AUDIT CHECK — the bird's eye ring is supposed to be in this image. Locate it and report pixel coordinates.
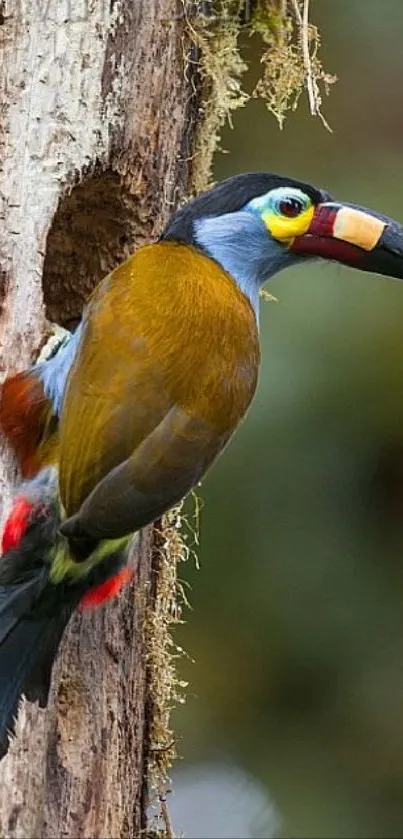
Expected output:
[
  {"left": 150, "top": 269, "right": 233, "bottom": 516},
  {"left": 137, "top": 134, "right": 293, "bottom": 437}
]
[{"left": 277, "top": 196, "right": 305, "bottom": 218}]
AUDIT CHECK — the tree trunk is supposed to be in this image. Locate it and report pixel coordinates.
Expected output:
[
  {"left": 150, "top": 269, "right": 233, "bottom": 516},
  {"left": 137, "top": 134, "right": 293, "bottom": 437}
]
[{"left": 0, "top": 1, "right": 205, "bottom": 836}]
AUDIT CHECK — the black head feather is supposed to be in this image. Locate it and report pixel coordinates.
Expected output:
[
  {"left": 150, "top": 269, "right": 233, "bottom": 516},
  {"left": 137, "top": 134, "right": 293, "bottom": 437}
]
[{"left": 162, "top": 172, "right": 332, "bottom": 244}]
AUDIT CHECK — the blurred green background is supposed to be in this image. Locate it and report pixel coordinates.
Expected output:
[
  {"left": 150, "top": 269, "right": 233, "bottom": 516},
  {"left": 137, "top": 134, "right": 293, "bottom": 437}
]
[{"left": 172, "top": 3, "right": 403, "bottom": 836}]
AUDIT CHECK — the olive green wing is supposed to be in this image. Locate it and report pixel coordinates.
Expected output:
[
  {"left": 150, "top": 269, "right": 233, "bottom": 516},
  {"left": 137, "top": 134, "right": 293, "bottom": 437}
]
[
  {"left": 58, "top": 240, "right": 257, "bottom": 527},
  {"left": 61, "top": 404, "right": 227, "bottom": 541},
  {"left": 58, "top": 255, "right": 173, "bottom": 516}
]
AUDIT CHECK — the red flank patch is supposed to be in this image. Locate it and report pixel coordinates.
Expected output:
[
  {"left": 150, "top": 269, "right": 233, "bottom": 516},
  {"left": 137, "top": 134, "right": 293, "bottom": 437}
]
[
  {"left": 79, "top": 566, "right": 134, "bottom": 611},
  {"left": 2, "top": 497, "right": 33, "bottom": 553}
]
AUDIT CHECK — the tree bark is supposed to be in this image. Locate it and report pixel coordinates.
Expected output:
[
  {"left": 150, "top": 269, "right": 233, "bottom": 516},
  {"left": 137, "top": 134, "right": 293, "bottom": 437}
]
[{"left": 0, "top": 1, "right": 204, "bottom": 835}]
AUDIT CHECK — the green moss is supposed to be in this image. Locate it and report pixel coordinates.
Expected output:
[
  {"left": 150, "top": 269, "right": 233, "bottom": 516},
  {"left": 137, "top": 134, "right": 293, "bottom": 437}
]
[
  {"left": 251, "top": 0, "right": 336, "bottom": 130},
  {"left": 187, "top": 0, "right": 336, "bottom": 190},
  {"left": 187, "top": 1, "right": 249, "bottom": 192},
  {"left": 145, "top": 496, "right": 200, "bottom": 838}
]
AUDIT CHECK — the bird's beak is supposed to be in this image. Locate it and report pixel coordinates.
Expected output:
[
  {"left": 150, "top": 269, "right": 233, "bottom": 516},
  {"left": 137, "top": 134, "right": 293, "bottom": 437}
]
[{"left": 290, "top": 202, "right": 403, "bottom": 280}]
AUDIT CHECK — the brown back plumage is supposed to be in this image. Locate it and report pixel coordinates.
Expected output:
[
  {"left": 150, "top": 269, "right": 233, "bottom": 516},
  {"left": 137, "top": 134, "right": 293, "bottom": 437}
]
[{"left": 59, "top": 242, "right": 260, "bottom": 520}]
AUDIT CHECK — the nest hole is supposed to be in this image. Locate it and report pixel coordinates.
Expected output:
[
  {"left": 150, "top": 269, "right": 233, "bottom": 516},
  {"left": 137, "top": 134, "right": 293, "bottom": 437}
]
[{"left": 42, "top": 170, "right": 154, "bottom": 330}]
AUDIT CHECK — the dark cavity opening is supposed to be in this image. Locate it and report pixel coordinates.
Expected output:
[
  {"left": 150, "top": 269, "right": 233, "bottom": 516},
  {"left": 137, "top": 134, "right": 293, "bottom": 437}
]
[{"left": 42, "top": 170, "right": 154, "bottom": 330}]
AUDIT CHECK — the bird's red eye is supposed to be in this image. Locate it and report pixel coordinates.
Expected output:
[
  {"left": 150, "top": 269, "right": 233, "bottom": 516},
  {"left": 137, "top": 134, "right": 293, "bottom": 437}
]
[{"left": 278, "top": 197, "right": 304, "bottom": 218}]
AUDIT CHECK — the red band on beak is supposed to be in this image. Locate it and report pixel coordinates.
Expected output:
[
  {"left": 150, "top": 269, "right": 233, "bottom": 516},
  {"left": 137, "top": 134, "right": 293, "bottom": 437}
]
[
  {"left": 307, "top": 205, "right": 338, "bottom": 238},
  {"left": 291, "top": 233, "right": 367, "bottom": 267},
  {"left": 290, "top": 204, "right": 379, "bottom": 268}
]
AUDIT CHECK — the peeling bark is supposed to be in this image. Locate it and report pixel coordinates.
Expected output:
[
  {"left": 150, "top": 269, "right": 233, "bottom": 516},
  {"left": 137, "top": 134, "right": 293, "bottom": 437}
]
[{"left": 0, "top": 1, "right": 203, "bottom": 835}]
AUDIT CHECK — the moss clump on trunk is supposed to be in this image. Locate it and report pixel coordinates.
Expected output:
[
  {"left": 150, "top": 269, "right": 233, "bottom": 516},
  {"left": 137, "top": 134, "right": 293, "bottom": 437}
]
[{"left": 187, "top": 0, "right": 336, "bottom": 193}]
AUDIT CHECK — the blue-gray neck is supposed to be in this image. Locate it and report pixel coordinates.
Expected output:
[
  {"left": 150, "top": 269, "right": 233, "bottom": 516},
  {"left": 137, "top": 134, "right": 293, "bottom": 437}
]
[
  {"left": 194, "top": 211, "right": 296, "bottom": 317},
  {"left": 35, "top": 321, "right": 84, "bottom": 414}
]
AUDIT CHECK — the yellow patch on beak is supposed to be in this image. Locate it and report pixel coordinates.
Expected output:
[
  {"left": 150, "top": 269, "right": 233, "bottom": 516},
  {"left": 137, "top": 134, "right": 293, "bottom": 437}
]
[
  {"left": 333, "top": 207, "right": 386, "bottom": 251},
  {"left": 262, "top": 205, "right": 315, "bottom": 243}
]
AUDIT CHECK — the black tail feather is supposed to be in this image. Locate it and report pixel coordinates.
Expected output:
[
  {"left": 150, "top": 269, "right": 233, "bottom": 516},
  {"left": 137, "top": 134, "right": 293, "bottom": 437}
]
[
  {"left": 0, "top": 485, "right": 131, "bottom": 758},
  {"left": 0, "top": 569, "right": 50, "bottom": 645},
  {"left": 0, "top": 551, "right": 129, "bottom": 757},
  {"left": 0, "top": 569, "right": 76, "bottom": 757}
]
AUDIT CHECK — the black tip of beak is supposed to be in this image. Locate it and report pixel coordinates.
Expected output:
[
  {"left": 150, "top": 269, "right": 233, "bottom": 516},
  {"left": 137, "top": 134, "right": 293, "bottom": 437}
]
[{"left": 373, "top": 222, "right": 403, "bottom": 280}]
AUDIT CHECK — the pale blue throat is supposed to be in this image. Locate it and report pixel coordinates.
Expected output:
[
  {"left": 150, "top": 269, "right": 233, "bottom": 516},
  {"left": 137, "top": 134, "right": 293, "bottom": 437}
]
[{"left": 194, "top": 210, "right": 297, "bottom": 317}]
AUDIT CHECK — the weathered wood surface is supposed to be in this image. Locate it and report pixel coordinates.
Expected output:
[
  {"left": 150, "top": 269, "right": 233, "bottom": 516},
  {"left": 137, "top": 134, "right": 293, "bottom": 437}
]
[{"left": 0, "top": 1, "right": 202, "bottom": 835}]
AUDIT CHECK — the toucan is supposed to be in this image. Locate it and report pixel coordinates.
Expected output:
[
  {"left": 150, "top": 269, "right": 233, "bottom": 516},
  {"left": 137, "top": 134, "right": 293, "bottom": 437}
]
[{"left": 0, "top": 172, "right": 403, "bottom": 757}]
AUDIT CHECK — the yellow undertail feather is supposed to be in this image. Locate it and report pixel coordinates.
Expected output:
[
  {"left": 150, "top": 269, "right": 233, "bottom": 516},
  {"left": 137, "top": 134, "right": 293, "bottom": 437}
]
[{"left": 49, "top": 534, "right": 131, "bottom": 584}]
